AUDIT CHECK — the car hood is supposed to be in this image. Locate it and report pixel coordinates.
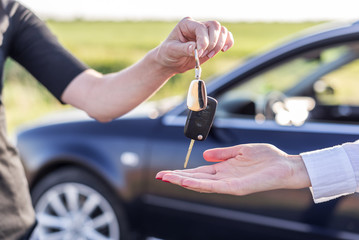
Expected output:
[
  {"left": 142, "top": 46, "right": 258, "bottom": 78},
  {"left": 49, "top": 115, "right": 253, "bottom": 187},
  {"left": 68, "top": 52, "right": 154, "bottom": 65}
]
[{"left": 16, "top": 96, "right": 184, "bottom": 134}]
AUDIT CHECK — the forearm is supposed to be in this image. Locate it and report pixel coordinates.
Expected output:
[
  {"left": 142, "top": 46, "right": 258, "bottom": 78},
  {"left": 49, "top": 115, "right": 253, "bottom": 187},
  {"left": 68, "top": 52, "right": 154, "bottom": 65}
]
[
  {"left": 62, "top": 17, "right": 234, "bottom": 121},
  {"left": 62, "top": 47, "right": 175, "bottom": 122}
]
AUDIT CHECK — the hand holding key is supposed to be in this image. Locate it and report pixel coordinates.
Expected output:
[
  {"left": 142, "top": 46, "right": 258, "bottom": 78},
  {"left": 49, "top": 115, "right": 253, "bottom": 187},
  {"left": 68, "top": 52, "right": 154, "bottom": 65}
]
[{"left": 155, "top": 17, "right": 234, "bottom": 75}]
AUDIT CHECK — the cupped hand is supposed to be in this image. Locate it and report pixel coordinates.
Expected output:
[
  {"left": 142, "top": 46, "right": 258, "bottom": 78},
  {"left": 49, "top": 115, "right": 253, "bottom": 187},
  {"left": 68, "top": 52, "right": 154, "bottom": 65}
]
[
  {"left": 156, "top": 144, "right": 311, "bottom": 196},
  {"left": 155, "top": 17, "right": 234, "bottom": 74}
]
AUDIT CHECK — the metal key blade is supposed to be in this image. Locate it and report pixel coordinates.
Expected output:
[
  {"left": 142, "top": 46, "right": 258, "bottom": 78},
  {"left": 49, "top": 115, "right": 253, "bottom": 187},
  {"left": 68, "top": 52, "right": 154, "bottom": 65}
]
[{"left": 184, "top": 139, "right": 195, "bottom": 168}]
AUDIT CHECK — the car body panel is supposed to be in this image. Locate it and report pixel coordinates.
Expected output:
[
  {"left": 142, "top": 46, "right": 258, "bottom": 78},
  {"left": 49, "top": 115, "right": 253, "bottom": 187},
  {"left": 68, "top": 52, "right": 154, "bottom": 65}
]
[{"left": 18, "top": 118, "right": 159, "bottom": 202}]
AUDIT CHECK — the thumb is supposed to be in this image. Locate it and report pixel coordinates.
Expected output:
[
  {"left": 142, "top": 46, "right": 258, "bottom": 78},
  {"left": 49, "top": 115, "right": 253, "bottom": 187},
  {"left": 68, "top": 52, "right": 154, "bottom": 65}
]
[
  {"left": 170, "top": 41, "right": 196, "bottom": 58},
  {"left": 203, "top": 145, "right": 242, "bottom": 162}
]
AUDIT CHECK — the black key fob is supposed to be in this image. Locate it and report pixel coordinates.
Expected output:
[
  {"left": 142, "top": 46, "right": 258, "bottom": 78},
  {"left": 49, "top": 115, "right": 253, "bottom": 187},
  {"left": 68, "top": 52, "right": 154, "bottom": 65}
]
[{"left": 184, "top": 96, "right": 217, "bottom": 141}]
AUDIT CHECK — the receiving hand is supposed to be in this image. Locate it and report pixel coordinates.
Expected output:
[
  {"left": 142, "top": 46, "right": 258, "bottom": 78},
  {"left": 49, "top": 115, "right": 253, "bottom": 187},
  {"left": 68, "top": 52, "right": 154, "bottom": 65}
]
[
  {"left": 155, "top": 17, "right": 234, "bottom": 74},
  {"left": 156, "top": 144, "right": 311, "bottom": 196}
]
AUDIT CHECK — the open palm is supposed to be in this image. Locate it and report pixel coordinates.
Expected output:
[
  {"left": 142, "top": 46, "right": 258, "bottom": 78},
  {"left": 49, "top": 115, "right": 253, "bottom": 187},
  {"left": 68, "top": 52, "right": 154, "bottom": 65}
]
[{"left": 156, "top": 144, "right": 310, "bottom": 196}]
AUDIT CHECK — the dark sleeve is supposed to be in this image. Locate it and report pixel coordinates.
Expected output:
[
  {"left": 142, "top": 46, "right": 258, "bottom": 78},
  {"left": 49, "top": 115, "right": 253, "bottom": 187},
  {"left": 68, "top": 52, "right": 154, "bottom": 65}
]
[{"left": 7, "top": 1, "right": 88, "bottom": 102}]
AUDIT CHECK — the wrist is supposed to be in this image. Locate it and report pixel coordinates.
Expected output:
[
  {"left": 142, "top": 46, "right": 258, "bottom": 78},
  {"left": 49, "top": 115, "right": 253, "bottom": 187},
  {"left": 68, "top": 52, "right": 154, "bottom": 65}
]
[{"left": 287, "top": 154, "right": 311, "bottom": 189}]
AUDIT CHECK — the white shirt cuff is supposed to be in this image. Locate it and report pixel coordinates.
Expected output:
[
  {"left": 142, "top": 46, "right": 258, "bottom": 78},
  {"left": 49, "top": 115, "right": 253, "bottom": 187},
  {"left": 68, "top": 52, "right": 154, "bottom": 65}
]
[
  {"left": 343, "top": 142, "right": 359, "bottom": 192},
  {"left": 300, "top": 145, "right": 356, "bottom": 203}
]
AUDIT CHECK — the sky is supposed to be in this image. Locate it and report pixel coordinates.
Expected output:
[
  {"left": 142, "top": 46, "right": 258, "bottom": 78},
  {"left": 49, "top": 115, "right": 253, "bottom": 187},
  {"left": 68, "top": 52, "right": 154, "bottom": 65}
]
[{"left": 18, "top": 0, "right": 359, "bottom": 22}]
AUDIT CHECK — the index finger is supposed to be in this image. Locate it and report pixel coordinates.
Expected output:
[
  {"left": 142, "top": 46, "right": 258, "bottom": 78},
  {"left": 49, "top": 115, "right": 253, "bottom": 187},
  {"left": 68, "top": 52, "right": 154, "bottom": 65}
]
[{"left": 177, "top": 17, "right": 209, "bottom": 57}]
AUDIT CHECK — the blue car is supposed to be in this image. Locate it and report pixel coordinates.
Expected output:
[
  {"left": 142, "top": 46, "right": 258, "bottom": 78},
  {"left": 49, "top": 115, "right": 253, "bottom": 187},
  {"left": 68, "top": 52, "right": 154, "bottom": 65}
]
[{"left": 17, "top": 20, "right": 359, "bottom": 240}]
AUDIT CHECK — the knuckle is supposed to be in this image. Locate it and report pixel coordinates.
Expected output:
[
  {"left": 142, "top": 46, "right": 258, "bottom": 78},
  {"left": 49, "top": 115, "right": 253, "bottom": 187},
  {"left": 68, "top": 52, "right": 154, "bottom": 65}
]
[
  {"left": 182, "top": 16, "right": 192, "bottom": 22},
  {"left": 199, "top": 22, "right": 208, "bottom": 31},
  {"left": 179, "top": 16, "right": 193, "bottom": 26},
  {"left": 207, "top": 42, "right": 216, "bottom": 49},
  {"left": 209, "top": 20, "right": 221, "bottom": 30},
  {"left": 221, "top": 26, "right": 228, "bottom": 34}
]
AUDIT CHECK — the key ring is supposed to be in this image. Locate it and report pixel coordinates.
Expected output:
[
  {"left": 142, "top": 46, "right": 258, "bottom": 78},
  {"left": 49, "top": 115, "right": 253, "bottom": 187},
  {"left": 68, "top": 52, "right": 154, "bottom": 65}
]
[
  {"left": 194, "top": 48, "right": 201, "bottom": 80},
  {"left": 194, "top": 48, "right": 200, "bottom": 68}
]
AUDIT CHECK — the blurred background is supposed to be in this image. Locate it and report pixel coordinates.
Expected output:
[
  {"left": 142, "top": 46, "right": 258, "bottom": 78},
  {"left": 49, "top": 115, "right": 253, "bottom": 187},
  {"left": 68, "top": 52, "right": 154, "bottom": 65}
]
[{"left": 4, "top": 0, "right": 359, "bottom": 134}]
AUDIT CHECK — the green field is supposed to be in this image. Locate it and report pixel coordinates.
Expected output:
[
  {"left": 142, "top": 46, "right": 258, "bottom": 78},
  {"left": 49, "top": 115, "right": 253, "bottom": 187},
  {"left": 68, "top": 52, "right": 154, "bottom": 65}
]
[{"left": 3, "top": 20, "right": 320, "bottom": 133}]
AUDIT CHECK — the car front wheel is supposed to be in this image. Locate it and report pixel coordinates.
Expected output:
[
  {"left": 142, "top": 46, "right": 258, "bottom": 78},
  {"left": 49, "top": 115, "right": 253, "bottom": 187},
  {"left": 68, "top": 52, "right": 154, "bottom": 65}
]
[{"left": 30, "top": 167, "right": 128, "bottom": 240}]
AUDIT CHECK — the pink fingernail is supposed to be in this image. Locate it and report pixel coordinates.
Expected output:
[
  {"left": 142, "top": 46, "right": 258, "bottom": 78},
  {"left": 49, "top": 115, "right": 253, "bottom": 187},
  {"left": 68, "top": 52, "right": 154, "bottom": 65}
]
[
  {"left": 202, "top": 50, "right": 208, "bottom": 57},
  {"left": 189, "top": 44, "right": 194, "bottom": 55},
  {"left": 207, "top": 50, "right": 215, "bottom": 58},
  {"left": 222, "top": 45, "right": 228, "bottom": 52}
]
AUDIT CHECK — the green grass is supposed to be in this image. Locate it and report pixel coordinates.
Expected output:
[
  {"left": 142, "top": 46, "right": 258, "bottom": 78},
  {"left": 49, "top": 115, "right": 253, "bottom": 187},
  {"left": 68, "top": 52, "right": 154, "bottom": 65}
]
[{"left": 3, "top": 20, "right": 320, "bottom": 133}]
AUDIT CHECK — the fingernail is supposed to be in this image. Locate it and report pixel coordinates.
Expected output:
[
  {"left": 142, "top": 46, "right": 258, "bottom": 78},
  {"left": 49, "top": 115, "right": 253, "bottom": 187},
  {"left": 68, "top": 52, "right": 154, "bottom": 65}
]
[
  {"left": 188, "top": 44, "right": 194, "bottom": 55},
  {"left": 156, "top": 177, "right": 162, "bottom": 180},
  {"left": 207, "top": 50, "right": 215, "bottom": 58},
  {"left": 198, "top": 49, "right": 204, "bottom": 57},
  {"left": 202, "top": 50, "right": 208, "bottom": 57},
  {"left": 222, "top": 45, "right": 228, "bottom": 52}
]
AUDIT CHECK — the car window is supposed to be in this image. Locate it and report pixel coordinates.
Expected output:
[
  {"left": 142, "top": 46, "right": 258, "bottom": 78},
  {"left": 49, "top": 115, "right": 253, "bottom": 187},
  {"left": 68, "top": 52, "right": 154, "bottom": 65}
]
[
  {"left": 315, "top": 58, "right": 359, "bottom": 106},
  {"left": 216, "top": 41, "right": 359, "bottom": 125},
  {"left": 309, "top": 56, "right": 359, "bottom": 123}
]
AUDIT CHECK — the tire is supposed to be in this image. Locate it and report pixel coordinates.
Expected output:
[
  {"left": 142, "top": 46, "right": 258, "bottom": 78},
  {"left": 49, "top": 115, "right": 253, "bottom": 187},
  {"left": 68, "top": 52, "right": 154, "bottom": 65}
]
[{"left": 30, "top": 167, "right": 129, "bottom": 240}]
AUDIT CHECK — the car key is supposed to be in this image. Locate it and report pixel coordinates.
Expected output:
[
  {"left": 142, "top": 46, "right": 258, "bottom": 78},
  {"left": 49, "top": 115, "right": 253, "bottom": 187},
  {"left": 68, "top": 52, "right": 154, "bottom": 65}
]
[
  {"left": 184, "top": 96, "right": 218, "bottom": 168},
  {"left": 183, "top": 48, "right": 217, "bottom": 168},
  {"left": 184, "top": 48, "right": 204, "bottom": 168},
  {"left": 183, "top": 49, "right": 217, "bottom": 168},
  {"left": 187, "top": 48, "right": 207, "bottom": 112}
]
